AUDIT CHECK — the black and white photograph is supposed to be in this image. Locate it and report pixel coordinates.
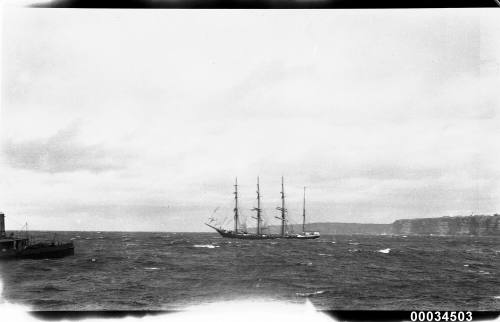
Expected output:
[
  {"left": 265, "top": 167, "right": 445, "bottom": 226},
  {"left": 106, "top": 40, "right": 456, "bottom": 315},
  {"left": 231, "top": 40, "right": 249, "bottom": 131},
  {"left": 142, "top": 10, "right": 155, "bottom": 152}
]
[{"left": 0, "top": 4, "right": 499, "bottom": 321}]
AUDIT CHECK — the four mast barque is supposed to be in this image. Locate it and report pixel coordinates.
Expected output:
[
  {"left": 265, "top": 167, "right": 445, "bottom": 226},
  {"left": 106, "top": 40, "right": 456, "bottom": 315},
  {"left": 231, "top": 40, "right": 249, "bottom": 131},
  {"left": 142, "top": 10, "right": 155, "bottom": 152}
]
[{"left": 205, "top": 177, "right": 320, "bottom": 240}]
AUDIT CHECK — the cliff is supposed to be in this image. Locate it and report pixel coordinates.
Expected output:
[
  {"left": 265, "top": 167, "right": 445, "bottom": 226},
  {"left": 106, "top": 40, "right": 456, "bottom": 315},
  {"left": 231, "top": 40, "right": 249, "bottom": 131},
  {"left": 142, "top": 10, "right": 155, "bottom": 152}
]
[{"left": 392, "top": 214, "right": 500, "bottom": 236}]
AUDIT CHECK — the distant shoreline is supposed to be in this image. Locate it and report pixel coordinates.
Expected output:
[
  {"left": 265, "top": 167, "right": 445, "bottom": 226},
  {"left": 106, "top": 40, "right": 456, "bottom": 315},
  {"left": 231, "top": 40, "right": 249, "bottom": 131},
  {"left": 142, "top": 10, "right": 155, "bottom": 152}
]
[{"left": 6, "top": 214, "right": 499, "bottom": 236}]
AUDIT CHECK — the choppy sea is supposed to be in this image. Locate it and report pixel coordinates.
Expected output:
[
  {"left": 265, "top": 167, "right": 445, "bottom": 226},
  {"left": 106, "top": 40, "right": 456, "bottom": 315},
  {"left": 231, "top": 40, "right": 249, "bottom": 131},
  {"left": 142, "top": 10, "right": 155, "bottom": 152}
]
[{"left": 0, "top": 232, "right": 499, "bottom": 311}]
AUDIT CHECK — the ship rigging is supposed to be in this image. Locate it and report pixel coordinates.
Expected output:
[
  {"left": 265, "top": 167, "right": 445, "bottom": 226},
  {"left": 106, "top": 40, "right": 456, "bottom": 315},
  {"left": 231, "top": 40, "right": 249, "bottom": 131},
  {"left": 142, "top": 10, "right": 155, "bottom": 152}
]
[{"left": 205, "top": 177, "right": 320, "bottom": 240}]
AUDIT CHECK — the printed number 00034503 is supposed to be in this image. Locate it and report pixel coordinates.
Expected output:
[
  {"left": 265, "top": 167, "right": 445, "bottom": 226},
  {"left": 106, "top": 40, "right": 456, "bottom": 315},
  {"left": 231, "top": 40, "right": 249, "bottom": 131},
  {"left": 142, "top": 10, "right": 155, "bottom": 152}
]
[{"left": 410, "top": 311, "right": 473, "bottom": 322}]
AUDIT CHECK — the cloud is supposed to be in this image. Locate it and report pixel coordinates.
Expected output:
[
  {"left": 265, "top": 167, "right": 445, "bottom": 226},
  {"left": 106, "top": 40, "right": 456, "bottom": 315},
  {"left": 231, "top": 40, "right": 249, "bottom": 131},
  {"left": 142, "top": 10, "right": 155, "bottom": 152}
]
[
  {"left": 1, "top": 122, "right": 130, "bottom": 173},
  {"left": 1, "top": 10, "right": 498, "bottom": 231}
]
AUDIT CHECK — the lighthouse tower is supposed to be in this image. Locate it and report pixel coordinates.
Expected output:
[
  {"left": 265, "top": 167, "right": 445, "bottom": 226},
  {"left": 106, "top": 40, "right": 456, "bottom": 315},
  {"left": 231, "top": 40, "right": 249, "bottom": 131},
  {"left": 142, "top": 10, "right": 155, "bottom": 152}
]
[{"left": 0, "top": 212, "right": 6, "bottom": 238}]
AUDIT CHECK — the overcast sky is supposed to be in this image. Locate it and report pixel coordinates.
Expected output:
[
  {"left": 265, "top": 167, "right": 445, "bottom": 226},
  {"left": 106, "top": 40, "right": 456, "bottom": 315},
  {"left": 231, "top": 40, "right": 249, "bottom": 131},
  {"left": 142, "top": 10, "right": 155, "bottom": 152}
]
[{"left": 1, "top": 9, "right": 499, "bottom": 232}]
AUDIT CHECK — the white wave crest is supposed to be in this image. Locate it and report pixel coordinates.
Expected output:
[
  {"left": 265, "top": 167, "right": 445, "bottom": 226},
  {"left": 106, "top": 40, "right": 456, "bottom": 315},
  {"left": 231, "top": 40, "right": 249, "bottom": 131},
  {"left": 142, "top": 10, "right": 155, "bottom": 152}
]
[
  {"left": 296, "top": 290, "right": 326, "bottom": 297},
  {"left": 193, "top": 244, "right": 219, "bottom": 248},
  {"left": 378, "top": 248, "right": 391, "bottom": 254}
]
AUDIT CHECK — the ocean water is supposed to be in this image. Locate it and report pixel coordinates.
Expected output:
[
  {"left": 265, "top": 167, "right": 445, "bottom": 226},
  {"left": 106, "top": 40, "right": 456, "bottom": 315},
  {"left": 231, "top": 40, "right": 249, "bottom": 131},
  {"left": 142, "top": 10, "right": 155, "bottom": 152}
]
[{"left": 0, "top": 231, "right": 499, "bottom": 311}]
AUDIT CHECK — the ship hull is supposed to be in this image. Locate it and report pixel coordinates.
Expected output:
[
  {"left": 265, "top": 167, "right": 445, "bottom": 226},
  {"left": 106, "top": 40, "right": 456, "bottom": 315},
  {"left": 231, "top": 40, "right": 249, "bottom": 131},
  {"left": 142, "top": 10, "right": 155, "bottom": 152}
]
[
  {"left": 206, "top": 224, "right": 320, "bottom": 240},
  {"left": 0, "top": 243, "right": 74, "bottom": 260},
  {"left": 19, "top": 243, "right": 75, "bottom": 259},
  {"left": 210, "top": 225, "right": 280, "bottom": 239},
  {"left": 283, "top": 234, "right": 320, "bottom": 239}
]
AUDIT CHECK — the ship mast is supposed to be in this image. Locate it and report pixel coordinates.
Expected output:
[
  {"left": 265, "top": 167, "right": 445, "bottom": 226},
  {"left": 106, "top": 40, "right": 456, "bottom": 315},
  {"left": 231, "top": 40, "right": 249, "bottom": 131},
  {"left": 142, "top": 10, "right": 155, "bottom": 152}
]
[
  {"left": 251, "top": 177, "right": 263, "bottom": 235},
  {"left": 256, "top": 177, "right": 262, "bottom": 235},
  {"left": 275, "top": 176, "right": 286, "bottom": 236},
  {"left": 302, "top": 186, "right": 306, "bottom": 233},
  {"left": 234, "top": 177, "right": 239, "bottom": 233},
  {"left": 281, "top": 177, "right": 286, "bottom": 236}
]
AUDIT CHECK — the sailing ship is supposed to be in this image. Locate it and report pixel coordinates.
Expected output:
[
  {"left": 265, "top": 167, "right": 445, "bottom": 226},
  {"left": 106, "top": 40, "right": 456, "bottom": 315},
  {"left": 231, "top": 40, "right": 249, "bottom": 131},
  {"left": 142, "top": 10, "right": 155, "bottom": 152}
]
[
  {"left": 0, "top": 212, "right": 74, "bottom": 260},
  {"left": 205, "top": 177, "right": 320, "bottom": 239}
]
